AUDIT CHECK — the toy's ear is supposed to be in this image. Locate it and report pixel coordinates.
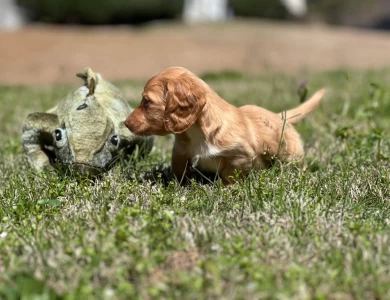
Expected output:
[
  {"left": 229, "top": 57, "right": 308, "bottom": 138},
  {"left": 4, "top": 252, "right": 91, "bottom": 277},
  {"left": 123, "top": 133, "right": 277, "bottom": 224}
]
[
  {"left": 76, "top": 67, "right": 98, "bottom": 96},
  {"left": 22, "top": 112, "right": 59, "bottom": 170},
  {"left": 163, "top": 76, "right": 206, "bottom": 134}
]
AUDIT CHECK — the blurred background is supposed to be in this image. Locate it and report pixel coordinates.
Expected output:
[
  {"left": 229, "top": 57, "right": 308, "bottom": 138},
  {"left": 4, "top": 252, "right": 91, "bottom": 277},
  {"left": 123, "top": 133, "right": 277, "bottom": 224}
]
[{"left": 1, "top": 0, "right": 390, "bottom": 85}]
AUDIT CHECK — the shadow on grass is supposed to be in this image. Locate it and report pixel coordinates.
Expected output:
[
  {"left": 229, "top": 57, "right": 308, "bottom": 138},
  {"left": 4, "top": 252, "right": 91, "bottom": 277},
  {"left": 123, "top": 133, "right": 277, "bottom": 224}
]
[{"left": 122, "top": 163, "right": 220, "bottom": 187}]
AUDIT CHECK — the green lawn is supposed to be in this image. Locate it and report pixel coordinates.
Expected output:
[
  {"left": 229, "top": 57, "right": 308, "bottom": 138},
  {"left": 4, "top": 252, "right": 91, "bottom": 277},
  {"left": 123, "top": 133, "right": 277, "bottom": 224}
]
[{"left": 0, "top": 69, "right": 389, "bottom": 299}]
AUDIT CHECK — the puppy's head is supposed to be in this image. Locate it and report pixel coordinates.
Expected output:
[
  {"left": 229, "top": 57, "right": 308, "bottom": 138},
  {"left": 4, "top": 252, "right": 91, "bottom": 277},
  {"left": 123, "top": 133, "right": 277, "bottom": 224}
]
[{"left": 125, "top": 67, "right": 206, "bottom": 135}]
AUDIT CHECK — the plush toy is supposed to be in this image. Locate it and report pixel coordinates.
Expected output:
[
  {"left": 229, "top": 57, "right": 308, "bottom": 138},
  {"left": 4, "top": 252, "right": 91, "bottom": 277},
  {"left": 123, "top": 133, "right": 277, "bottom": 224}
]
[{"left": 22, "top": 68, "right": 154, "bottom": 175}]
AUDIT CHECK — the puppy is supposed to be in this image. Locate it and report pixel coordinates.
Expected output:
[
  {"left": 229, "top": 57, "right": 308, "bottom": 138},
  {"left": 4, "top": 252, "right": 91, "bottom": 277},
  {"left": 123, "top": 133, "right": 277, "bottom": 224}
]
[{"left": 125, "top": 67, "right": 325, "bottom": 185}]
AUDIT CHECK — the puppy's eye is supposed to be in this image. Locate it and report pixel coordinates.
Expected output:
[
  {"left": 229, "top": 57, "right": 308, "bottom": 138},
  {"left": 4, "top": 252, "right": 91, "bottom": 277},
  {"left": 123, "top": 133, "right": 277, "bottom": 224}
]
[
  {"left": 142, "top": 97, "right": 151, "bottom": 108},
  {"left": 110, "top": 135, "right": 119, "bottom": 146},
  {"left": 55, "top": 129, "right": 62, "bottom": 141}
]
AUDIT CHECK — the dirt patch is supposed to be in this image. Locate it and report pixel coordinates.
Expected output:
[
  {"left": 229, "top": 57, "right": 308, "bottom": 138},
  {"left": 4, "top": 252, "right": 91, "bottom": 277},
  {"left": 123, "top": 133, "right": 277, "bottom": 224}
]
[{"left": 1, "top": 20, "right": 390, "bottom": 86}]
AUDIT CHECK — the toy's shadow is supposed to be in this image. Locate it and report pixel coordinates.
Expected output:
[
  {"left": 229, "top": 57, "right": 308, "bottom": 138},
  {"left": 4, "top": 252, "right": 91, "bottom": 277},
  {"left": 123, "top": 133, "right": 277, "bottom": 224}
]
[{"left": 53, "top": 163, "right": 107, "bottom": 182}]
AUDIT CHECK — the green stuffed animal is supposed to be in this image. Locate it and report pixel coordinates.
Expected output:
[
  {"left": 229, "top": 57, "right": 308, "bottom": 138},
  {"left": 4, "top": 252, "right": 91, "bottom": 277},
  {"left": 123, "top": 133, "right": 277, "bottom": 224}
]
[{"left": 22, "top": 67, "right": 154, "bottom": 175}]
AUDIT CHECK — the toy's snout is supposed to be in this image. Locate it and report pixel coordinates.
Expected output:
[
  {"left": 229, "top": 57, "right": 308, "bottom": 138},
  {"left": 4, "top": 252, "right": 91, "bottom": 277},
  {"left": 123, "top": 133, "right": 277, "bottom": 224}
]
[
  {"left": 54, "top": 162, "right": 106, "bottom": 177},
  {"left": 68, "top": 163, "right": 105, "bottom": 177}
]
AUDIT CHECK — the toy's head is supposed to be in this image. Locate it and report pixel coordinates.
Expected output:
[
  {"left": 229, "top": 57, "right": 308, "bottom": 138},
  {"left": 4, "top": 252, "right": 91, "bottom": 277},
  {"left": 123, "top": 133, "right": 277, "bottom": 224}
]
[{"left": 22, "top": 68, "right": 153, "bottom": 175}]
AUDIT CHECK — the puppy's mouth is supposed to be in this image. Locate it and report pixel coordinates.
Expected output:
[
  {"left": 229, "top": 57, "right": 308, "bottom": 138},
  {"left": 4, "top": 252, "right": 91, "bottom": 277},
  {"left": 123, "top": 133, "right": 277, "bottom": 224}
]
[
  {"left": 125, "top": 122, "right": 152, "bottom": 136},
  {"left": 134, "top": 128, "right": 153, "bottom": 136}
]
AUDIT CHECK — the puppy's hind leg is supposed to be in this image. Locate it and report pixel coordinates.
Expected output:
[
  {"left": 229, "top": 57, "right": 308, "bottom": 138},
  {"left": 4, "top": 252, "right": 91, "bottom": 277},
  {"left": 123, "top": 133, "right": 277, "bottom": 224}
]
[{"left": 281, "top": 130, "right": 305, "bottom": 164}]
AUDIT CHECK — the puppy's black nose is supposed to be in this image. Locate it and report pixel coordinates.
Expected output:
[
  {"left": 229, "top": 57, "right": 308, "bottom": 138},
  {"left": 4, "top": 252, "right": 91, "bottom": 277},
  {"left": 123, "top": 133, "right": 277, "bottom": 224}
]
[{"left": 124, "top": 116, "right": 132, "bottom": 130}]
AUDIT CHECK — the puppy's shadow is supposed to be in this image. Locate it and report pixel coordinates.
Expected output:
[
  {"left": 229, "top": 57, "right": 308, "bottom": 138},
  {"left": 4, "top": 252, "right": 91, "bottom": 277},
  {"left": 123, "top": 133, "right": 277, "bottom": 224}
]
[{"left": 124, "top": 163, "right": 219, "bottom": 187}]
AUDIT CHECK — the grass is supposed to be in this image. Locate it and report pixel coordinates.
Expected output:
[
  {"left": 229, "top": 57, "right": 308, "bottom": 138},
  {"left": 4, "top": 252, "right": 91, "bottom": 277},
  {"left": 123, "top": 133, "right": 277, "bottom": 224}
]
[{"left": 0, "top": 68, "right": 390, "bottom": 299}]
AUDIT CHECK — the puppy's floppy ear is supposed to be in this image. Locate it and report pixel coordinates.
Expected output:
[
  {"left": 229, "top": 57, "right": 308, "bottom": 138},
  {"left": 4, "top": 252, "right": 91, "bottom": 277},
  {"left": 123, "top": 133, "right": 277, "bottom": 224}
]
[{"left": 163, "top": 75, "right": 206, "bottom": 134}]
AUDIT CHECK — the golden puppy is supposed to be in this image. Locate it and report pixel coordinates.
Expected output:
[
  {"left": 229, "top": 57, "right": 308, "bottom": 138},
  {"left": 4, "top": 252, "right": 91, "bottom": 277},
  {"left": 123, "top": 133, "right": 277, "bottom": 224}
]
[{"left": 125, "top": 67, "right": 325, "bottom": 185}]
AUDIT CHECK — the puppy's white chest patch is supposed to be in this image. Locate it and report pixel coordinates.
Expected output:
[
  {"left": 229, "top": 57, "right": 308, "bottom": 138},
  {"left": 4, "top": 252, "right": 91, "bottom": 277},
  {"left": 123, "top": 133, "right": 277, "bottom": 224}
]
[
  {"left": 190, "top": 142, "right": 223, "bottom": 173},
  {"left": 186, "top": 125, "right": 224, "bottom": 173},
  {"left": 191, "top": 143, "right": 221, "bottom": 161},
  {"left": 192, "top": 148, "right": 223, "bottom": 173}
]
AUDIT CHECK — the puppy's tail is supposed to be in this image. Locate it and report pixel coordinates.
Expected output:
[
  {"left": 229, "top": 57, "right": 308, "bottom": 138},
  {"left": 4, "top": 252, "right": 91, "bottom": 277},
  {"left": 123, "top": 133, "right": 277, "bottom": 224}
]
[{"left": 280, "top": 88, "right": 325, "bottom": 125}]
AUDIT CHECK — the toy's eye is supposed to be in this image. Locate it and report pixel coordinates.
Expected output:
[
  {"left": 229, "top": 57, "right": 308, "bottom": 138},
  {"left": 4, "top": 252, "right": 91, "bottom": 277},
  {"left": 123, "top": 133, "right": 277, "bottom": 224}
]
[
  {"left": 55, "top": 129, "right": 62, "bottom": 141},
  {"left": 110, "top": 135, "right": 119, "bottom": 146},
  {"left": 77, "top": 103, "right": 88, "bottom": 110},
  {"left": 53, "top": 128, "right": 67, "bottom": 148}
]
